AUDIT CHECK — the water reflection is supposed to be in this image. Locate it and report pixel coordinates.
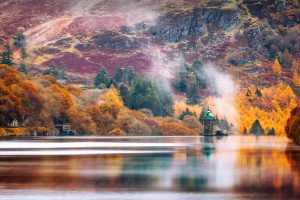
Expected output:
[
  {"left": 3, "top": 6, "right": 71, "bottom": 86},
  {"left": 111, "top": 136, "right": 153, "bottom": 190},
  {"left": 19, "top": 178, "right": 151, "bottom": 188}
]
[{"left": 0, "top": 136, "right": 299, "bottom": 199}]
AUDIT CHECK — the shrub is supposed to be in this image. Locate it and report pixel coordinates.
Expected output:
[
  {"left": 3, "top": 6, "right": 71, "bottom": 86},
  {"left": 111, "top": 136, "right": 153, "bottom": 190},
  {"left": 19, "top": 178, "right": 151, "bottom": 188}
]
[{"left": 108, "top": 128, "right": 126, "bottom": 136}]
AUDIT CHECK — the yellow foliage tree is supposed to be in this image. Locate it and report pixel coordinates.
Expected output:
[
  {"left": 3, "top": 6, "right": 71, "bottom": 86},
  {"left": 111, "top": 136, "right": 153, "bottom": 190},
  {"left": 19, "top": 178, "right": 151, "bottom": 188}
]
[
  {"left": 272, "top": 58, "right": 282, "bottom": 75},
  {"left": 293, "top": 70, "right": 300, "bottom": 87},
  {"left": 99, "top": 87, "right": 124, "bottom": 118}
]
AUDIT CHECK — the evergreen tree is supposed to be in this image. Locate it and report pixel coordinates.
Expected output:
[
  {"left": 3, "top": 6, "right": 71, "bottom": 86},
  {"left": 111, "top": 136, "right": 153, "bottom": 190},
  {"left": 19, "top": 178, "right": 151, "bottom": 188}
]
[
  {"left": 130, "top": 77, "right": 173, "bottom": 116},
  {"left": 179, "top": 108, "right": 194, "bottom": 120},
  {"left": 119, "top": 84, "right": 131, "bottom": 107},
  {"left": 246, "top": 89, "right": 252, "bottom": 97},
  {"left": 59, "top": 62, "right": 68, "bottom": 80},
  {"left": 159, "top": 90, "right": 174, "bottom": 117},
  {"left": 43, "top": 62, "right": 60, "bottom": 78},
  {"left": 18, "top": 62, "right": 28, "bottom": 74},
  {"left": 249, "top": 119, "right": 265, "bottom": 135},
  {"left": 21, "top": 46, "right": 27, "bottom": 61},
  {"left": 1, "top": 43, "right": 13, "bottom": 66},
  {"left": 255, "top": 87, "right": 262, "bottom": 97},
  {"left": 267, "top": 128, "right": 276, "bottom": 136},
  {"left": 186, "top": 82, "right": 200, "bottom": 105},
  {"left": 174, "top": 65, "right": 188, "bottom": 92},
  {"left": 243, "top": 127, "right": 247, "bottom": 135},
  {"left": 218, "top": 118, "right": 230, "bottom": 131},
  {"left": 94, "top": 67, "right": 110, "bottom": 88},
  {"left": 192, "top": 60, "right": 207, "bottom": 89},
  {"left": 124, "top": 66, "right": 136, "bottom": 86},
  {"left": 114, "top": 67, "right": 123, "bottom": 83},
  {"left": 13, "top": 32, "right": 26, "bottom": 48},
  {"left": 199, "top": 109, "right": 206, "bottom": 123},
  {"left": 192, "top": 60, "right": 203, "bottom": 71}
]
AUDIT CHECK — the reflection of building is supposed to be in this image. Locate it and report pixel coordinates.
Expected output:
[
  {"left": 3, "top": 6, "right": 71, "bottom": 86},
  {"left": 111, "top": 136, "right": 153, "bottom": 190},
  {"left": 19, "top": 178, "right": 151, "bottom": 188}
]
[{"left": 202, "top": 110, "right": 216, "bottom": 136}]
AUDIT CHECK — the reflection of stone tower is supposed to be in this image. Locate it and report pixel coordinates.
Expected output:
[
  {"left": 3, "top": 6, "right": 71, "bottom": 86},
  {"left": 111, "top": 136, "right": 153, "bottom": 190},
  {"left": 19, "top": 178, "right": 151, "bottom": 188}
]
[{"left": 202, "top": 110, "right": 216, "bottom": 136}]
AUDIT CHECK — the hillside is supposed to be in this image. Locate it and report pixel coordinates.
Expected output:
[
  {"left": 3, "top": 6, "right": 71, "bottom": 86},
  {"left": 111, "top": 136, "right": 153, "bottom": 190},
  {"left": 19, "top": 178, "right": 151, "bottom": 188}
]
[
  {"left": 0, "top": 0, "right": 298, "bottom": 85},
  {"left": 0, "top": 0, "right": 300, "bottom": 136}
]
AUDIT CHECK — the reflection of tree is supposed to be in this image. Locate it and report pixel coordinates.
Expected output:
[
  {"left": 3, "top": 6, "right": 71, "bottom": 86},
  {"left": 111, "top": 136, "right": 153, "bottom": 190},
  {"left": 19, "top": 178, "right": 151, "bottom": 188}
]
[
  {"left": 176, "top": 155, "right": 208, "bottom": 191},
  {"left": 235, "top": 145, "right": 300, "bottom": 193},
  {"left": 175, "top": 137, "right": 216, "bottom": 191},
  {"left": 285, "top": 144, "right": 300, "bottom": 191},
  {"left": 118, "top": 153, "right": 173, "bottom": 188}
]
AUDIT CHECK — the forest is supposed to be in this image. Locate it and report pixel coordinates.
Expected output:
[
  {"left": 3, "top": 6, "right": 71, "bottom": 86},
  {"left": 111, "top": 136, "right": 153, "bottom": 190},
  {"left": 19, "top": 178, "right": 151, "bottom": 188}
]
[{"left": 0, "top": 32, "right": 299, "bottom": 139}]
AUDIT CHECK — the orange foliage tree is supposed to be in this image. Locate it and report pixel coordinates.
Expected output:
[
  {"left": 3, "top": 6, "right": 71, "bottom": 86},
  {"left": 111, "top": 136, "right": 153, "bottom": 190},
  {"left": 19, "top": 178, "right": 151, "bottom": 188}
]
[
  {"left": 293, "top": 70, "right": 300, "bottom": 87},
  {"left": 272, "top": 58, "right": 282, "bottom": 75},
  {"left": 285, "top": 106, "right": 300, "bottom": 145},
  {"left": 236, "top": 83, "right": 298, "bottom": 135},
  {"left": 0, "top": 80, "right": 23, "bottom": 125},
  {"left": 99, "top": 87, "right": 124, "bottom": 118}
]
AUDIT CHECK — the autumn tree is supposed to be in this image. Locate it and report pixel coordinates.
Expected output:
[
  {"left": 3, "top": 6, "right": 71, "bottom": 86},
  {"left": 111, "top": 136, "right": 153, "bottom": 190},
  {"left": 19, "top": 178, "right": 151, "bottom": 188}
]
[
  {"left": 285, "top": 106, "right": 300, "bottom": 145},
  {"left": 99, "top": 86, "right": 124, "bottom": 118},
  {"left": 272, "top": 58, "right": 282, "bottom": 75},
  {"left": 0, "top": 80, "right": 23, "bottom": 125},
  {"left": 293, "top": 69, "right": 300, "bottom": 87},
  {"left": 182, "top": 115, "right": 203, "bottom": 133},
  {"left": 49, "top": 84, "right": 74, "bottom": 123}
]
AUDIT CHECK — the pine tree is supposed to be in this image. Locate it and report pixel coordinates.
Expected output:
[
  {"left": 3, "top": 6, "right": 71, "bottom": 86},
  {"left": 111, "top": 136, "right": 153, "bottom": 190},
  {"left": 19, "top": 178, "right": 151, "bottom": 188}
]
[
  {"left": 174, "top": 65, "right": 188, "bottom": 92},
  {"left": 267, "top": 128, "right": 276, "bottom": 136},
  {"left": 59, "top": 62, "right": 68, "bottom": 80},
  {"left": 114, "top": 67, "right": 123, "bottom": 83},
  {"left": 243, "top": 127, "right": 247, "bottom": 135},
  {"left": 18, "top": 62, "right": 28, "bottom": 74},
  {"left": 249, "top": 119, "right": 265, "bottom": 135},
  {"left": 186, "top": 82, "right": 200, "bottom": 105},
  {"left": 1, "top": 43, "right": 13, "bottom": 66},
  {"left": 21, "top": 46, "right": 27, "bottom": 61},
  {"left": 179, "top": 107, "right": 194, "bottom": 120},
  {"left": 246, "top": 89, "right": 252, "bottom": 97},
  {"left": 43, "top": 62, "right": 60, "bottom": 78},
  {"left": 272, "top": 58, "right": 282, "bottom": 75},
  {"left": 255, "top": 87, "right": 262, "bottom": 97},
  {"left": 199, "top": 109, "right": 206, "bottom": 123},
  {"left": 124, "top": 66, "right": 136, "bottom": 86},
  {"left": 94, "top": 67, "right": 109, "bottom": 88},
  {"left": 13, "top": 32, "right": 26, "bottom": 48},
  {"left": 119, "top": 84, "right": 131, "bottom": 107}
]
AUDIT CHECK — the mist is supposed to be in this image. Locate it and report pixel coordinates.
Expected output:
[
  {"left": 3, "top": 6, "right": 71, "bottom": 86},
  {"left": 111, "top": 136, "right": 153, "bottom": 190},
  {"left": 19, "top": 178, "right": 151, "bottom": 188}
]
[{"left": 203, "top": 64, "right": 240, "bottom": 127}]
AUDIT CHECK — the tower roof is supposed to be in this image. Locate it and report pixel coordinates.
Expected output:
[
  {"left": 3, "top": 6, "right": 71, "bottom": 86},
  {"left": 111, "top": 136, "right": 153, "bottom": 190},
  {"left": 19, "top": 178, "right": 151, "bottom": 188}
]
[{"left": 203, "top": 110, "right": 215, "bottom": 119}]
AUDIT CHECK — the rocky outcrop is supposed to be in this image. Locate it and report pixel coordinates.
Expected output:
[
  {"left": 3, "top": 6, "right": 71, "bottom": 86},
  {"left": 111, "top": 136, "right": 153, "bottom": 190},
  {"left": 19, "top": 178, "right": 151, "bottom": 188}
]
[
  {"left": 152, "top": 8, "right": 240, "bottom": 42},
  {"left": 93, "top": 31, "right": 140, "bottom": 51}
]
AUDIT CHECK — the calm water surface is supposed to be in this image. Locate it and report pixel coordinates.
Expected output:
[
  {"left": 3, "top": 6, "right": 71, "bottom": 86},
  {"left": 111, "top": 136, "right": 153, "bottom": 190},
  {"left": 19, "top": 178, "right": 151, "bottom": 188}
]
[{"left": 0, "top": 136, "right": 299, "bottom": 200}]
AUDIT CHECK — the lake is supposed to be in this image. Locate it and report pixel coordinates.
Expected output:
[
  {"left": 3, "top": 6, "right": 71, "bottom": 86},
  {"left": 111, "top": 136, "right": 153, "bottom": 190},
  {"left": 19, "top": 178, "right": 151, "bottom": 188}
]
[{"left": 0, "top": 136, "right": 299, "bottom": 200}]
